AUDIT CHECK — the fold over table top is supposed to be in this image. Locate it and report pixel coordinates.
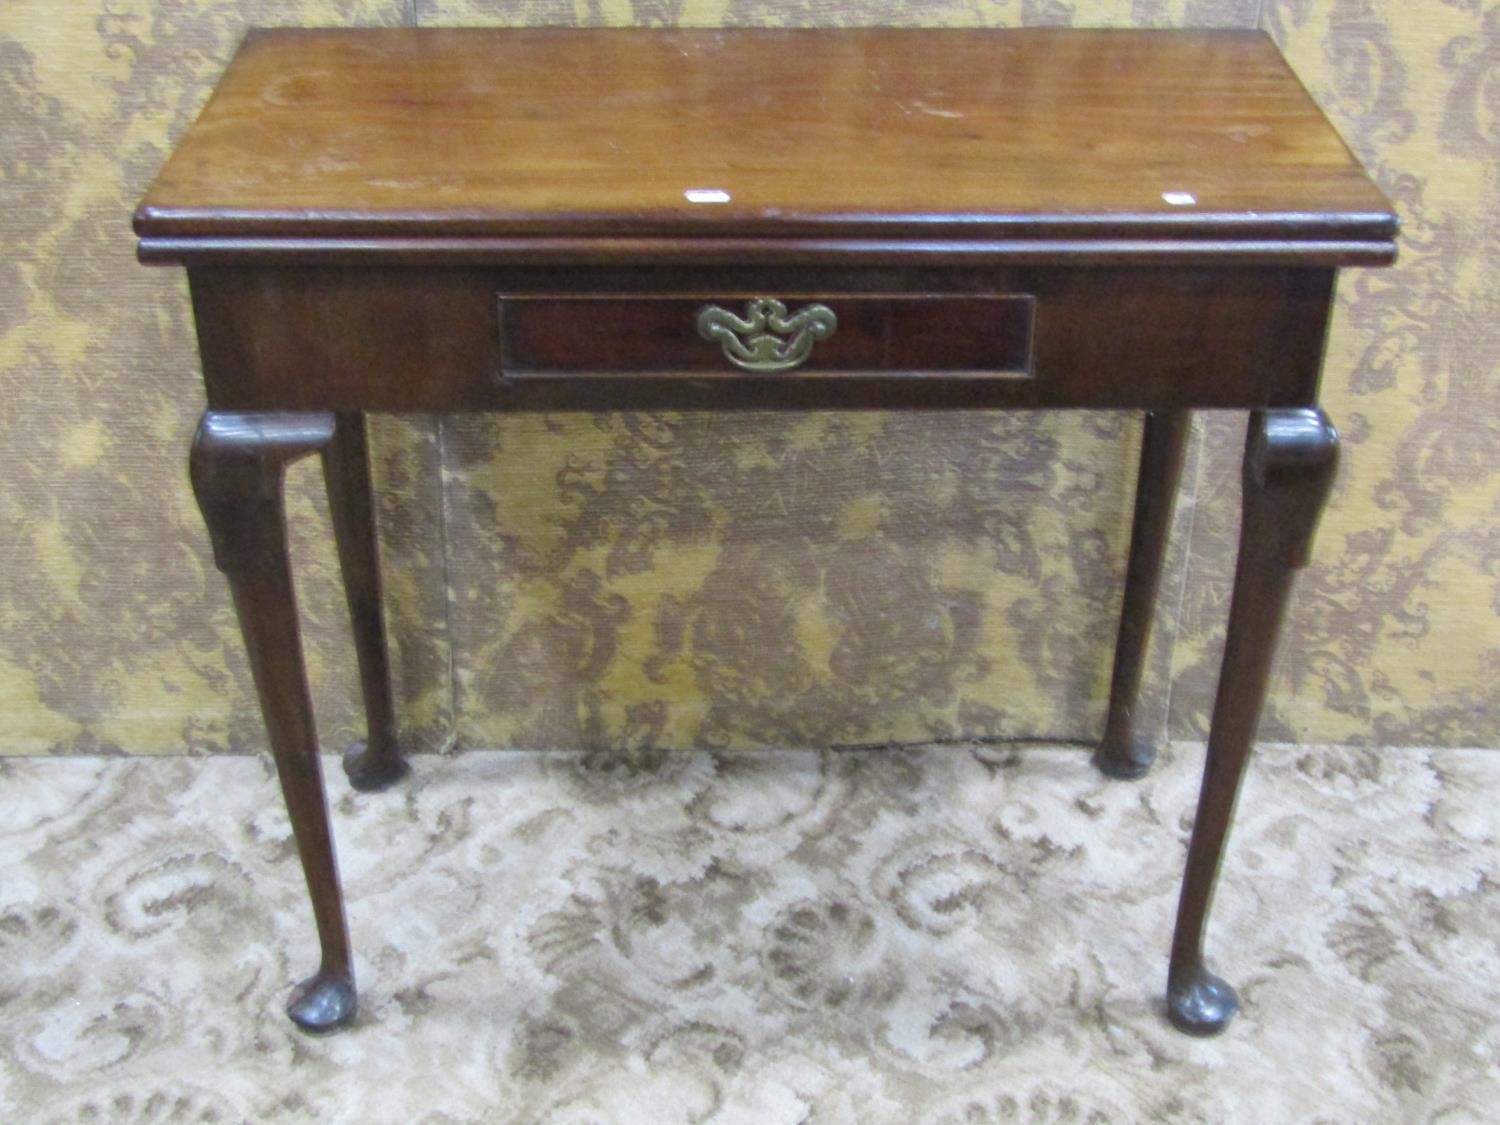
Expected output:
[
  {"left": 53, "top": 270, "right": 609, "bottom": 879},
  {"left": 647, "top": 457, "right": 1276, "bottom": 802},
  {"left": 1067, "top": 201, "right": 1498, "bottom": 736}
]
[{"left": 135, "top": 27, "right": 1397, "bottom": 266}]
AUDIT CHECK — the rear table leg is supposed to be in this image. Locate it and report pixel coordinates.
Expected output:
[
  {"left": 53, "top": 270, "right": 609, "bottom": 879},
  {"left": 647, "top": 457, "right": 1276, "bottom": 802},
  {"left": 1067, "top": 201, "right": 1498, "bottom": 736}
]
[
  {"left": 323, "top": 412, "right": 409, "bottom": 792},
  {"left": 1096, "top": 410, "right": 1190, "bottom": 779}
]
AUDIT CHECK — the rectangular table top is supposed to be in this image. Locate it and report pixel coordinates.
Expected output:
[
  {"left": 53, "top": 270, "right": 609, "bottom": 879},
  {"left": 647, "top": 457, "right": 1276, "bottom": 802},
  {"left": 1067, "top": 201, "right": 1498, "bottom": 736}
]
[{"left": 135, "top": 27, "right": 1395, "bottom": 265}]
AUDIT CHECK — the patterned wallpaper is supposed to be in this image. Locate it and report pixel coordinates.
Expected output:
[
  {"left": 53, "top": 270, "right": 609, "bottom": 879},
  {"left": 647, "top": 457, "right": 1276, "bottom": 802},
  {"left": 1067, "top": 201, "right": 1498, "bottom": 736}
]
[
  {"left": 0, "top": 1, "right": 1494, "bottom": 756},
  {"left": 1170, "top": 1, "right": 1500, "bottom": 747}
]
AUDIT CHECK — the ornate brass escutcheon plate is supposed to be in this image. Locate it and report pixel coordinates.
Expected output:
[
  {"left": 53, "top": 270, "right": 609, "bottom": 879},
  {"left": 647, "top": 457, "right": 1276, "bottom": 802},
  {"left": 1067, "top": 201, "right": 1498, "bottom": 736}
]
[{"left": 696, "top": 298, "right": 838, "bottom": 372}]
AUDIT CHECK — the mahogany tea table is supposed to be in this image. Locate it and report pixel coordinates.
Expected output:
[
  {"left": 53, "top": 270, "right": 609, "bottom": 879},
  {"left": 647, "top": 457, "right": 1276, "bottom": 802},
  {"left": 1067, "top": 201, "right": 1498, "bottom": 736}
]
[{"left": 135, "top": 27, "right": 1397, "bottom": 1035}]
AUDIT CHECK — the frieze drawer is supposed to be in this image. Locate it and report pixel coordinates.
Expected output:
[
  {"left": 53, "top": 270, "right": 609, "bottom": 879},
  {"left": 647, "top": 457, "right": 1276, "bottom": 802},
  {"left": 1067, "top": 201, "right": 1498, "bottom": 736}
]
[{"left": 496, "top": 294, "right": 1036, "bottom": 380}]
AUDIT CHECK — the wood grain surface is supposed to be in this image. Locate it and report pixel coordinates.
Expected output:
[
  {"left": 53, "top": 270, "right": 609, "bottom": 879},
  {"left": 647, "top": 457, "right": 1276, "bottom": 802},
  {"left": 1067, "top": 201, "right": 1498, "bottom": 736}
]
[
  {"left": 185, "top": 264, "right": 1336, "bottom": 411},
  {"left": 135, "top": 27, "right": 1395, "bottom": 260}
]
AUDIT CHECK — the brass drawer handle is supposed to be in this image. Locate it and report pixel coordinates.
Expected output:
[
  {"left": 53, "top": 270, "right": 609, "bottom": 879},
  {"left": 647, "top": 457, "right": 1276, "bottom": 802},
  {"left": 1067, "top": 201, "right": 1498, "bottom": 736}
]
[{"left": 696, "top": 298, "right": 837, "bottom": 372}]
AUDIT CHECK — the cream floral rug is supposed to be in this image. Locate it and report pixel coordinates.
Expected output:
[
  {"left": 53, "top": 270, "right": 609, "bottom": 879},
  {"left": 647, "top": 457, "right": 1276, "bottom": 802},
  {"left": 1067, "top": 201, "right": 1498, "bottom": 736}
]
[{"left": 2, "top": 743, "right": 1496, "bottom": 1122}]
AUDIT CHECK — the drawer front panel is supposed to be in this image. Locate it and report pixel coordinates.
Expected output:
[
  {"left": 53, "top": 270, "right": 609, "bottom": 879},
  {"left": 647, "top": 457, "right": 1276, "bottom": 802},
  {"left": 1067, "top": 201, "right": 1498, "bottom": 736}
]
[{"left": 497, "top": 294, "right": 1034, "bottom": 379}]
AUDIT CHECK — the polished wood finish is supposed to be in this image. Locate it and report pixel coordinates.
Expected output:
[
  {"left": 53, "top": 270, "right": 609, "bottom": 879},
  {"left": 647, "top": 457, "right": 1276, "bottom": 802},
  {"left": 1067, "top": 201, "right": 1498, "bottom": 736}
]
[
  {"left": 142, "top": 234, "right": 1394, "bottom": 268},
  {"left": 1167, "top": 408, "right": 1339, "bottom": 1034},
  {"left": 323, "top": 413, "right": 408, "bottom": 792},
  {"left": 136, "top": 29, "right": 1393, "bottom": 266},
  {"left": 1096, "top": 410, "right": 1191, "bottom": 779},
  {"left": 187, "top": 265, "right": 1336, "bottom": 412},
  {"left": 142, "top": 28, "right": 1394, "bottom": 1035},
  {"left": 189, "top": 412, "right": 356, "bottom": 1033},
  {"left": 498, "top": 294, "right": 1035, "bottom": 379}
]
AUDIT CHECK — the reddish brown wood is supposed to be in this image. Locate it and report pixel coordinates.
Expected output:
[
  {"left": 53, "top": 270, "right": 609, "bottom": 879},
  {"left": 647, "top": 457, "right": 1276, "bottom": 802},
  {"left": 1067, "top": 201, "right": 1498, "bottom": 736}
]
[
  {"left": 1167, "top": 408, "right": 1339, "bottom": 1035},
  {"left": 138, "top": 234, "right": 1395, "bottom": 268},
  {"left": 189, "top": 411, "right": 356, "bottom": 1033},
  {"left": 187, "top": 265, "right": 1336, "bottom": 413},
  {"left": 499, "top": 294, "right": 1034, "bottom": 379},
  {"left": 134, "top": 28, "right": 1394, "bottom": 266},
  {"left": 144, "top": 28, "right": 1394, "bottom": 1036},
  {"left": 1096, "top": 409, "right": 1191, "bottom": 779},
  {"left": 323, "top": 413, "right": 408, "bottom": 791}
]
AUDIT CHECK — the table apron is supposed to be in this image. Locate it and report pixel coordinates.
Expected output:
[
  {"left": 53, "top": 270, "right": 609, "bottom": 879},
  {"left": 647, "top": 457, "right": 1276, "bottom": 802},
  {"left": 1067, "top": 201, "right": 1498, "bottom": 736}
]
[{"left": 188, "top": 265, "right": 1334, "bottom": 413}]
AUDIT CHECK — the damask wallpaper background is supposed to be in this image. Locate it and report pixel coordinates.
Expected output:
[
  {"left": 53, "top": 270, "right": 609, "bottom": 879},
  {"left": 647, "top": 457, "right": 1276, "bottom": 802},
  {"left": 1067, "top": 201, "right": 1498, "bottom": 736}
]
[{"left": 1, "top": 0, "right": 1495, "bottom": 756}]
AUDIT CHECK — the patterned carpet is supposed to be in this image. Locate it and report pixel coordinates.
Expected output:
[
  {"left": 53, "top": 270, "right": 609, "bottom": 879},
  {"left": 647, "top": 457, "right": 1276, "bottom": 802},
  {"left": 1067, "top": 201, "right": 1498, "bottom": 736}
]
[{"left": 2, "top": 743, "right": 1496, "bottom": 1123}]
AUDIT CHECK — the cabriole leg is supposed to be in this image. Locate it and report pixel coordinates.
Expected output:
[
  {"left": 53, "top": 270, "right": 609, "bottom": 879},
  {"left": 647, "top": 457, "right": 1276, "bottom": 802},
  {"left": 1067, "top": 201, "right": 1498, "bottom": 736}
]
[
  {"left": 323, "top": 412, "right": 408, "bottom": 792},
  {"left": 1166, "top": 408, "right": 1338, "bottom": 1035},
  {"left": 190, "top": 411, "right": 357, "bottom": 1033},
  {"left": 1096, "top": 409, "right": 1190, "bottom": 779}
]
